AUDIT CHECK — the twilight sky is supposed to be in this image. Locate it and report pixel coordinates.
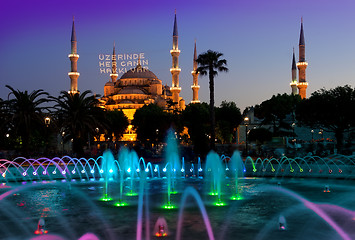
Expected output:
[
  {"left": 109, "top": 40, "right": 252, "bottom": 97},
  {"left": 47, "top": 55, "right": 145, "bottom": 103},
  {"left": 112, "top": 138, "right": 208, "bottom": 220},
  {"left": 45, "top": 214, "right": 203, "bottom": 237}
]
[{"left": 1, "top": 0, "right": 355, "bottom": 111}]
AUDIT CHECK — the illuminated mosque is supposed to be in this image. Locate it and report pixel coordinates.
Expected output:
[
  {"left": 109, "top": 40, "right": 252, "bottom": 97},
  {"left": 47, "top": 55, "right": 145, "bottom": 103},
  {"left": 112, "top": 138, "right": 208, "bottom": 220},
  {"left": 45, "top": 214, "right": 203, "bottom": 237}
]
[{"left": 68, "top": 13, "right": 200, "bottom": 141}]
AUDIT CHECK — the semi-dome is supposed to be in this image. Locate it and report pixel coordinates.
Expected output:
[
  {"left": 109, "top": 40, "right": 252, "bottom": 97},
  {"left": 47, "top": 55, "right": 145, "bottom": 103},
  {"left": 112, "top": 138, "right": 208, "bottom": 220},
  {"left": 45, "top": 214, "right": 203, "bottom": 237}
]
[{"left": 120, "top": 65, "right": 158, "bottom": 79}]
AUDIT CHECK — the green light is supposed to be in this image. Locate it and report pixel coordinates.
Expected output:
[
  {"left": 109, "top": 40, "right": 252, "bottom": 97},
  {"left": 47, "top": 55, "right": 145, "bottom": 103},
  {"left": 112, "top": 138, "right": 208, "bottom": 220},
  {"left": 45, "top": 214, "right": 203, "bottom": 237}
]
[
  {"left": 209, "top": 192, "right": 218, "bottom": 196},
  {"left": 214, "top": 200, "right": 226, "bottom": 206},
  {"left": 230, "top": 195, "right": 243, "bottom": 200},
  {"left": 170, "top": 191, "right": 178, "bottom": 194},
  {"left": 126, "top": 192, "right": 138, "bottom": 196},
  {"left": 162, "top": 201, "right": 176, "bottom": 209},
  {"left": 100, "top": 197, "right": 112, "bottom": 202},
  {"left": 115, "top": 202, "right": 128, "bottom": 207}
]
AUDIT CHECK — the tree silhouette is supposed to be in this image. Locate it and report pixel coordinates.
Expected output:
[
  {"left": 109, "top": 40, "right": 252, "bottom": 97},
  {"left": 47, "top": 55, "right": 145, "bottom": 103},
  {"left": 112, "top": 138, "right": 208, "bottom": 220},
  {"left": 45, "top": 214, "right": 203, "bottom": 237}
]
[
  {"left": 296, "top": 85, "right": 355, "bottom": 152},
  {"left": 3, "top": 85, "right": 49, "bottom": 154},
  {"left": 196, "top": 50, "right": 228, "bottom": 150},
  {"left": 52, "top": 90, "right": 104, "bottom": 155}
]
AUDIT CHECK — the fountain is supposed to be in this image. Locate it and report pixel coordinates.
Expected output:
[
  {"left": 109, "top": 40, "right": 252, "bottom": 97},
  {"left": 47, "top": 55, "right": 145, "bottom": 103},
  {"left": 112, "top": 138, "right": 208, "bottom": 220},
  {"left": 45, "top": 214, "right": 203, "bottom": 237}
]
[{"left": 0, "top": 147, "right": 355, "bottom": 239}]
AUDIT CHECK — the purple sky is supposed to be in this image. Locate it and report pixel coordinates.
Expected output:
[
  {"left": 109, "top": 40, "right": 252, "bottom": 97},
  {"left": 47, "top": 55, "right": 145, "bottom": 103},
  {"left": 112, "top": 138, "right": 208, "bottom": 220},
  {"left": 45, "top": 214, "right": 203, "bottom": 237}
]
[{"left": 1, "top": 0, "right": 355, "bottom": 111}]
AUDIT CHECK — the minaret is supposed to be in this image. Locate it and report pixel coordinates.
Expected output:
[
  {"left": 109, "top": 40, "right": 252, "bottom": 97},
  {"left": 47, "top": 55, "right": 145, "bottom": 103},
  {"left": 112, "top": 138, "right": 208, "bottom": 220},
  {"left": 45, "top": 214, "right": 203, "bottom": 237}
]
[
  {"left": 191, "top": 40, "right": 200, "bottom": 103},
  {"left": 68, "top": 17, "right": 80, "bottom": 94},
  {"left": 170, "top": 10, "right": 181, "bottom": 106},
  {"left": 290, "top": 48, "right": 298, "bottom": 95},
  {"left": 296, "top": 18, "right": 308, "bottom": 99},
  {"left": 110, "top": 42, "right": 118, "bottom": 82}
]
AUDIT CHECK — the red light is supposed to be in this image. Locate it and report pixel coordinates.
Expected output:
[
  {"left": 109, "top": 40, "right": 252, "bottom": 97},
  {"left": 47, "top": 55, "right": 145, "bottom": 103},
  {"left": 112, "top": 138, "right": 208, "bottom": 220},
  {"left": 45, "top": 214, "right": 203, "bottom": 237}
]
[{"left": 34, "top": 230, "right": 48, "bottom": 235}]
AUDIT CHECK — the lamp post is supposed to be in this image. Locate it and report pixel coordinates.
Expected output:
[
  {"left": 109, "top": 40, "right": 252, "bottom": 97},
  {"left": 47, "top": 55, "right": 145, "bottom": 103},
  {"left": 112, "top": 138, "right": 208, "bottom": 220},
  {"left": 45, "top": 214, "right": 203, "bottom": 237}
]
[
  {"left": 44, "top": 117, "right": 51, "bottom": 127},
  {"left": 61, "top": 130, "right": 65, "bottom": 155},
  {"left": 244, "top": 117, "right": 249, "bottom": 156},
  {"left": 311, "top": 129, "right": 314, "bottom": 142}
]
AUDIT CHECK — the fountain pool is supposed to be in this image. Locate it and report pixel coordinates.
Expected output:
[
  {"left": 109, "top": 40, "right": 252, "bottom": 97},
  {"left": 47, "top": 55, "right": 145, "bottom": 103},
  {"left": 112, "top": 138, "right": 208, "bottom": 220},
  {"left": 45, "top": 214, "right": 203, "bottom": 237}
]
[{"left": 0, "top": 173, "right": 355, "bottom": 240}]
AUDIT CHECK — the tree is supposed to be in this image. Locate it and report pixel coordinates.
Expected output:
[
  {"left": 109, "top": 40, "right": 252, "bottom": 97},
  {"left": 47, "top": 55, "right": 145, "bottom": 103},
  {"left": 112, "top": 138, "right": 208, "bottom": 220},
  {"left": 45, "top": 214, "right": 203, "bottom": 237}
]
[
  {"left": 3, "top": 85, "right": 50, "bottom": 154},
  {"left": 52, "top": 90, "right": 104, "bottom": 156},
  {"left": 181, "top": 103, "right": 210, "bottom": 156},
  {"left": 254, "top": 93, "right": 301, "bottom": 136},
  {"left": 215, "top": 101, "right": 242, "bottom": 144},
  {"left": 196, "top": 50, "right": 228, "bottom": 150},
  {"left": 132, "top": 104, "right": 172, "bottom": 145},
  {"left": 104, "top": 110, "right": 129, "bottom": 141},
  {"left": 296, "top": 85, "right": 355, "bottom": 152}
]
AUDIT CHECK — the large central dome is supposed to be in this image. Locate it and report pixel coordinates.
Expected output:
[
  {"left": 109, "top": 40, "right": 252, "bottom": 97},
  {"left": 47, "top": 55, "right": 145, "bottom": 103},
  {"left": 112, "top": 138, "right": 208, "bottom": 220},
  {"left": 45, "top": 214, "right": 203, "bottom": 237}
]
[{"left": 120, "top": 65, "right": 158, "bottom": 79}]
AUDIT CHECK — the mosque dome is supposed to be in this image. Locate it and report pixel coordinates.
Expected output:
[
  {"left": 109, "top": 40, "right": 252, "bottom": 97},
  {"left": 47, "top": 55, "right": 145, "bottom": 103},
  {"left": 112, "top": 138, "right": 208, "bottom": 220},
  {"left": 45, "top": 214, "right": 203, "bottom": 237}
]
[
  {"left": 118, "top": 86, "right": 146, "bottom": 95},
  {"left": 120, "top": 65, "right": 158, "bottom": 79}
]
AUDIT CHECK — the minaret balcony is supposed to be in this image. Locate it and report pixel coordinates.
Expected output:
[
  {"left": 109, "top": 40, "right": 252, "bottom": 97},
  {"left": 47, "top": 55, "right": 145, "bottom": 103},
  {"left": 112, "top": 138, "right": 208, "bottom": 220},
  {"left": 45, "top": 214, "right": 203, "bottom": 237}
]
[
  {"left": 170, "top": 49, "right": 180, "bottom": 54},
  {"left": 68, "top": 72, "right": 80, "bottom": 76},
  {"left": 290, "top": 82, "right": 297, "bottom": 86},
  {"left": 170, "top": 86, "right": 181, "bottom": 91},
  {"left": 170, "top": 68, "right": 181, "bottom": 72},
  {"left": 191, "top": 70, "right": 199, "bottom": 74},
  {"left": 68, "top": 54, "right": 80, "bottom": 58},
  {"left": 110, "top": 73, "right": 118, "bottom": 77},
  {"left": 296, "top": 62, "right": 308, "bottom": 67},
  {"left": 191, "top": 100, "right": 201, "bottom": 104},
  {"left": 191, "top": 85, "right": 200, "bottom": 89},
  {"left": 297, "top": 82, "right": 308, "bottom": 86}
]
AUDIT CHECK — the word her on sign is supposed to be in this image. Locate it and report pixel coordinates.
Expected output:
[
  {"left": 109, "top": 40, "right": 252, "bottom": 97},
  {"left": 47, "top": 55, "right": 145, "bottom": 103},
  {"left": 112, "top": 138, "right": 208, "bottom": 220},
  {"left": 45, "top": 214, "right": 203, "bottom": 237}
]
[{"left": 98, "top": 53, "right": 148, "bottom": 74}]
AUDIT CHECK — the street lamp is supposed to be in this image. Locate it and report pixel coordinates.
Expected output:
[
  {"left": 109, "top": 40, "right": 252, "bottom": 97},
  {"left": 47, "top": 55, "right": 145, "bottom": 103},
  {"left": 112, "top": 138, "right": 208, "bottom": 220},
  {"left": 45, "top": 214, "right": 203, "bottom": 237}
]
[
  {"left": 311, "top": 129, "right": 314, "bottom": 142},
  {"left": 244, "top": 117, "right": 249, "bottom": 155},
  {"left": 61, "top": 130, "right": 65, "bottom": 155},
  {"left": 44, "top": 117, "right": 51, "bottom": 127}
]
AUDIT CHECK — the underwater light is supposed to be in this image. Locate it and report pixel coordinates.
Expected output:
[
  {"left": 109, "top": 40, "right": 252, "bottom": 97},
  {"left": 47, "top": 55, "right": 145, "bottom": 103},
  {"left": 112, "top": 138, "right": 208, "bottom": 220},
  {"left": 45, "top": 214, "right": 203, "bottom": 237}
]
[
  {"left": 155, "top": 225, "right": 167, "bottom": 237},
  {"left": 199, "top": 168, "right": 203, "bottom": 172},
  {"left": 62, "top": 171, "right": 66, "bottom": 174},
  {"left": 173, "top": 168, "right": 176, "bottom": 172},
  {"left": 100, "top": 169, "right": 104, "bottom": 173},
  {"left": 190, "top": 168, "right": 193, "bottom": 172},
  {"left": 181, "top": 168, "right": 184, "bottom": 172},
  {"left": 154, "top": 168, "right": 158, "bottom": 172},
  {"left": 145, "top": 168, "right": 149, "bottom": 172},
  {"left": 33, "top": 172, "right": 37, "bottom": 176},
  {"left": 23, "top": 172, "right": 27, "bottom": 176},
  {"left": 109, "top": 169, "right": 113, "bottom": 173},
  {"left": 225, "top": 167, "right": 229, "bottom": 171},
  {"left": 127, "top": 168, "right": 131, "bottom": 173},
  {"left": 81, "top": 170, "right": 85, "bottom": 173},
  {"left": 42, "top": 171, "right": 46, "bottom": 175},
  {"left": 2, "top": 173, "right": 5, "bottom": 178},
  {"left": 91, "top": 170, "right": 95, "bottom": 174},
  {"left": 52, "top": 171, "right": 56, "bottom": 174},
  {"left": 136, "top": 169, "right": 140, "bottom": 173},
  {"left": 163, "top": 168, "right": 167, "bottom": 172},
  {"left": 243, "top": 169, "right": 246, "bottom": 172},
  {"left": 72, "top": 170, "right": 75, "bottom": 174}
]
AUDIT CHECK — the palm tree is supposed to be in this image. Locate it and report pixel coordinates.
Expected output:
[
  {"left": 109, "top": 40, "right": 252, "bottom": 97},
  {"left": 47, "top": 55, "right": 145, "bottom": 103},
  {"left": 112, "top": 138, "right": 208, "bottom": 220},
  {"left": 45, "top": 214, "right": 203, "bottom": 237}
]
[
  {"left": 4, "top": 85, "right": 50, "bottom": 154},
  {"left": 196, "top": 50, "right": 228, "bottom": 150},
  {"left": 52, "top": 90, "right": 105, "bottom": 156}
]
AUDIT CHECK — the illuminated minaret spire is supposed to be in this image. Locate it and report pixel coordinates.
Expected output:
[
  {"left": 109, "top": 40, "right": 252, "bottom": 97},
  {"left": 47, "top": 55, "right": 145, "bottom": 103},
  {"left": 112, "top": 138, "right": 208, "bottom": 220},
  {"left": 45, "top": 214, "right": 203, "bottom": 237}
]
[
  {"left": 110, "top": 42, "right": 118, "bottom": 82},
  {"left": 68, "top": 17, "right": 80, "bottom": 94},
  {"left": 170, "top": 10, "right": 181, "bottom": 106},
  {"left": 296, "top": 18, "right": 308, "bottom": 99},
  {"left": 191, "top": 40, "right": 200, "bottom": 103},
  {"left": 290, "top": 48, "right": 298, "bottom": 95}
]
